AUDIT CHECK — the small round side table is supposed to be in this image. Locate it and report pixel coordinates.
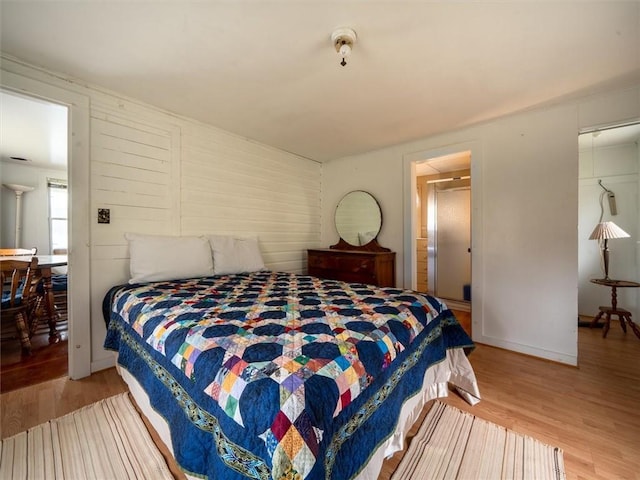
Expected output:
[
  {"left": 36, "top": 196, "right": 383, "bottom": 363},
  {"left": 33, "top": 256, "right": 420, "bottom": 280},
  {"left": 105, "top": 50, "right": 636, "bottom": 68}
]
[{"left": 589, "top": 278, "right": 640, "bottom": 339}]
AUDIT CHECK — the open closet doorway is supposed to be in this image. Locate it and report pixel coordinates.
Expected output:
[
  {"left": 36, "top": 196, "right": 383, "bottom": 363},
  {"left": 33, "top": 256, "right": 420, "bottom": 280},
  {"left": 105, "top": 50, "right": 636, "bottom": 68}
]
[
  {"left": 0, "top": 89, "right": 70, "bottom": 392},
  {"left": 415, "top": 151, "right": 472, "bottom": 330},
  {"left": 577, "top": 122, "right": 640, "bottom": 331}
]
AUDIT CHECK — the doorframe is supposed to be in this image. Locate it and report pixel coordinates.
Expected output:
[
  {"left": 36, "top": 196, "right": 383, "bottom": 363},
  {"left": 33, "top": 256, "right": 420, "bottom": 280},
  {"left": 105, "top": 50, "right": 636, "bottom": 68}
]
[
  {"left": 1, "top": 69, "right": 91, "bottom": 379},
  {"left": 403, "top": 140, "right": 483, "bottom": 339}
]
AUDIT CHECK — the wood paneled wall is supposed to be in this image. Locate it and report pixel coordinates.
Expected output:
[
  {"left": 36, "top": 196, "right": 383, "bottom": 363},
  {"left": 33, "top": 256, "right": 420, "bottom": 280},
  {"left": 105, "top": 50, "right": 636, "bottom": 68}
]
[
  {"left": 180, "top": 124, "right": 321, "bottom": 272},
  {"left": 86, "top": 98, "right": 321, "bottom": 367},
  {"left": 90, "top": 110, "right": 179, "bottom": 276}
]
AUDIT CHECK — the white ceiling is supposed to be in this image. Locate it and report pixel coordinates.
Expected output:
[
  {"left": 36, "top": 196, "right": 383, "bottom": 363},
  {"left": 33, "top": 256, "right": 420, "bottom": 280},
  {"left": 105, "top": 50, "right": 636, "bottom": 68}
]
[
  {"left": 0, "top": 91, "right": 68, "bottom": 170},
  {"left": 1, "top": 1, "right": 639, "bottom": 162}
]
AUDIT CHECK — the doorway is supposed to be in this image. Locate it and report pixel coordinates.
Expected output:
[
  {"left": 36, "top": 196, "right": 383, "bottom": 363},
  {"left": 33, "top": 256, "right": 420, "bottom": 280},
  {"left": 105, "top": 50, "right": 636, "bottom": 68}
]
[
  {"left": 1, "top": 69, "right": 91, "bottom": 380},
  {"left": 415, "top": 152, "right": 471, "bottom": 307},
  {"left": 577, "top": 122, "right": 640, "bottom": 327},
  {"left": 409, "top": 150, "right": 472, "bottom": 337},
  {"left": 0, "top": 90, "right": 70, "bottom": 392}
]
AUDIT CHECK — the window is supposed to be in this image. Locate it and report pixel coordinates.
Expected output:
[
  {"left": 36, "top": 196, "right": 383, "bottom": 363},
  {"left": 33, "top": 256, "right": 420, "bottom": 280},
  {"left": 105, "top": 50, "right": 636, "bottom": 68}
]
[{"left": 48, "top": 178, "right": 67, "bottom": 252}]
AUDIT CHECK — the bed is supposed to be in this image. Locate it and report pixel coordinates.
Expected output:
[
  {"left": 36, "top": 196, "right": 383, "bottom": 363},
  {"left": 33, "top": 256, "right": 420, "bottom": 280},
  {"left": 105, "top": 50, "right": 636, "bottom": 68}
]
[{"left": 103, "top": 270, "right": 480, "bottom": 480}]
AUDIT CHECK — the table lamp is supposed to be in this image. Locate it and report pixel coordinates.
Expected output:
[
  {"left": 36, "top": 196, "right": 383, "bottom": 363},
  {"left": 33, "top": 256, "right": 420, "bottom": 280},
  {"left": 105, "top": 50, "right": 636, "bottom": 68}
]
[{"left": 589, "top": 221, "right": 630, "bottom": 280}]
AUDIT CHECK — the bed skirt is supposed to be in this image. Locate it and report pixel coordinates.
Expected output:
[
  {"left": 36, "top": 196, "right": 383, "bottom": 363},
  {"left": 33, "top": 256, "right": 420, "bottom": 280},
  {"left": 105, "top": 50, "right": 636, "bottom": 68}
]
[{"left": 116, "top": 348, "right": 480, "bottom": 480}]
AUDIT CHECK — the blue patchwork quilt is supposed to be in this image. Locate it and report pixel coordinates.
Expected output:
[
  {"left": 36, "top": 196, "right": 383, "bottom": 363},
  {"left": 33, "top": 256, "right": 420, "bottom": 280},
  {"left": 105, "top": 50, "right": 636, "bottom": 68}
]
[{"left": 103, "top": 271, "right": 474, "bottom": 480}]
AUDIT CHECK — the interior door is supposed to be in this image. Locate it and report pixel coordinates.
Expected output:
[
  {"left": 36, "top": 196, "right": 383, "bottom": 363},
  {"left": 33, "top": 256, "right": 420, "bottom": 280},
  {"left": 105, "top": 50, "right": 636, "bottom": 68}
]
[{"left": 435, "top": 187, "right": 471, "bottom": 300}]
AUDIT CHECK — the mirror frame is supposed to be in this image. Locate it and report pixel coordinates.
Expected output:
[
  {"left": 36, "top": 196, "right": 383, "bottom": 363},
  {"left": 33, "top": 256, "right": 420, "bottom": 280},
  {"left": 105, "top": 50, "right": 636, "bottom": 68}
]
[{"left": 331, "top": 190, "right": 391, "bottom": 252}]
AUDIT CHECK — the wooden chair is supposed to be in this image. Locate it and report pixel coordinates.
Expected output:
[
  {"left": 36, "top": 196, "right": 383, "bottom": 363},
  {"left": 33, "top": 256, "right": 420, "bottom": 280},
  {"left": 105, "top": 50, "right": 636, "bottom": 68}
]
[
  {"left": 0, "top": 247, "right": 46, "bottom": 321},
  {"left": 0, "top": 248, "right": 37, "bottom": 256},
  {"left": 1, "top": 257, "right": 40, "bottom": 355},
  {"left": 43, "top": 251, "right": 67, "bottom": 326}
]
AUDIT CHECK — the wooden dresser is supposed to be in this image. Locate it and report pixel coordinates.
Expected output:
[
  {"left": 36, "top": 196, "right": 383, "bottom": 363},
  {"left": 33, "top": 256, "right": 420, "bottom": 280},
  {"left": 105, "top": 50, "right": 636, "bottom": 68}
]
[{"left": 307, "top": 248, "right": 396, "bottom": 287}]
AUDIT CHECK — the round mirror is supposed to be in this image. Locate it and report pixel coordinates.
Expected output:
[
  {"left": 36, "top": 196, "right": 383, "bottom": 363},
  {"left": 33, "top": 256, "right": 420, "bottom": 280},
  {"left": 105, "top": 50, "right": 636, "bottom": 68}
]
[{"left": 335, "top": 191, "right": 382, "bottom": 247}]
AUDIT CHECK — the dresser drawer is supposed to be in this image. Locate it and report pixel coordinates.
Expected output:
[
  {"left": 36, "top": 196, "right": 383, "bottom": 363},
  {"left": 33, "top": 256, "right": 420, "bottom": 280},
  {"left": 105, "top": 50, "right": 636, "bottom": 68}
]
[
  {"left": 416, "top": 250, "right": 428, "bottom": 261},
  {"left": 307, "top": 249, "right": 396, "bottom": 287},
  {"left": 309, "top": 252, "right": 374, "bottom": 271},
  {"left": 416, "top": 260, "right": 428, "bottom": 274},
  {"left": 416, "top": 239, "right": 428, "bottom": 260}
]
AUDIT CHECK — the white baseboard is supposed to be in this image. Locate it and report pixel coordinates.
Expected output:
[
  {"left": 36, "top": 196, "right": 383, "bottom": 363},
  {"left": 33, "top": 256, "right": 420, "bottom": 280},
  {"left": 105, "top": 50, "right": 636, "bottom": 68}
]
[{"left": 474, "top": 335, "right": 578, "bottom": 366}]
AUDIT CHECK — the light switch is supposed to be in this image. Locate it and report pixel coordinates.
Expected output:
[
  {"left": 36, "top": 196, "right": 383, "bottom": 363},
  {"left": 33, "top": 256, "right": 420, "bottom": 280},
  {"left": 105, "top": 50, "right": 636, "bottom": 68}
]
[{"left": 98, "top": 208, "right": 110, "bottom": 224}]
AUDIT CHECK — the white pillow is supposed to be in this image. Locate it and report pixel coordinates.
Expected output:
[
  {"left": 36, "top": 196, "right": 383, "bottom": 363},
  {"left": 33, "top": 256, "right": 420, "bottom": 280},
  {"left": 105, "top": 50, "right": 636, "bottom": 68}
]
[
  {"left": 208, "top": 235, "right": 266, "bottom": 275},
  {"left": 125, "top": 233, "right": 214, "bottom": 284}
]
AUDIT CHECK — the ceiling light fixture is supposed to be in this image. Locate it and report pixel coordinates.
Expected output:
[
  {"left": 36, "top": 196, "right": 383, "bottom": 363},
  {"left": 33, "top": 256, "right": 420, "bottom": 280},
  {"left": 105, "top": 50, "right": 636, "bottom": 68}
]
[{"left": 331, "top": 27, "right": 357, "bottom": 67}]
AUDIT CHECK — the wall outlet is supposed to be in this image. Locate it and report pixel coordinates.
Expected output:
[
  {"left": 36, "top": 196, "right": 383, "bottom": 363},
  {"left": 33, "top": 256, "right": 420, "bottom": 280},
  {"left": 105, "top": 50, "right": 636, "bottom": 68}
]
[{"left": 98, "top": 208, "right": 110, "bottom": 224}]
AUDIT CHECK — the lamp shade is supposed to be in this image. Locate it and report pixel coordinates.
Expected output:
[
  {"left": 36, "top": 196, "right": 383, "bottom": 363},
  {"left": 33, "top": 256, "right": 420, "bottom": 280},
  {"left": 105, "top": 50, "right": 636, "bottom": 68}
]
[{"left": 589, "top": 221, "right": 630, "bottom": 240}]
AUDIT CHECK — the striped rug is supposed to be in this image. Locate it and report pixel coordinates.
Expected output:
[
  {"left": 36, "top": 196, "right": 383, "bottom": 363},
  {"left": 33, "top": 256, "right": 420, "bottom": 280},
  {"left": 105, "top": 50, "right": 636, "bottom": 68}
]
[
  {"left": 0, "top": 393, "right": 173, "bottom": 479},
  {"left": 392, "top": 401, "right": 566, "bottom": 480}
]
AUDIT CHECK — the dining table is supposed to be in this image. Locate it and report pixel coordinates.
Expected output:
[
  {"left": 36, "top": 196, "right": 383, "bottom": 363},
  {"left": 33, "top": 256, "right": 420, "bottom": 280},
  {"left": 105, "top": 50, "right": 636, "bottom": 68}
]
[{"left": 0, "top": 254, "right": 67, "bottom": 337}]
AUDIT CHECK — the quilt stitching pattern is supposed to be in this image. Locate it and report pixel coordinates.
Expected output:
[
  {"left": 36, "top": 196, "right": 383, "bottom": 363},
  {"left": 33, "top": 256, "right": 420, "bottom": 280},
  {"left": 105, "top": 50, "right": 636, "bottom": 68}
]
[
  {"left": 110, "top": 272, "right": 441, "bottom": 479},
  {"left": 324, "top": 315, "right": 460, "bottom": 478}
]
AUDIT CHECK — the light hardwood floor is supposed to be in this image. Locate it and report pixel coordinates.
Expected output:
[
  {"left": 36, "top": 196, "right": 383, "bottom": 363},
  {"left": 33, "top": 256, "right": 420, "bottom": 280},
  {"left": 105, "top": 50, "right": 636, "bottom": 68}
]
[
  {"left": 2, "top": 322, "right": 639, "bottom": 479},
  {"left": 380, "top": 321, "right": 640, "bottom": 480}
]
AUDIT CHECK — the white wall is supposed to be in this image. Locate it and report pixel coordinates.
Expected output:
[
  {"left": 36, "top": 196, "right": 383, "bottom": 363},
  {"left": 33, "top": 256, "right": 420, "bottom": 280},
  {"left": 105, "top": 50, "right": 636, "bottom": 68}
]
[
  {"left": 578, "top": 141, "right": 638, "bottom": 319},
  {"left": 1, "top": 56, "right": 321, "bottom": 374},
  {"left": 0, "top": 162, "right": 67, "bottom": 253},
  {"left": 322, "top": 86, "right": 640, "bottom": 366}
]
